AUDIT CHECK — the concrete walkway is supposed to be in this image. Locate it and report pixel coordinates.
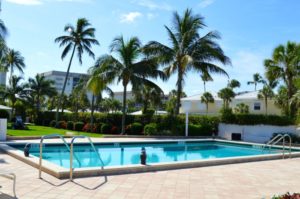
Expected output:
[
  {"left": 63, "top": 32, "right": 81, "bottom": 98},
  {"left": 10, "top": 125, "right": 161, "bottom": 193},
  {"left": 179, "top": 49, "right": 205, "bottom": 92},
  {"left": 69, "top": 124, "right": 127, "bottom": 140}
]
[{"left": 0, "top": 151, "right": 299, "bottom": 199}]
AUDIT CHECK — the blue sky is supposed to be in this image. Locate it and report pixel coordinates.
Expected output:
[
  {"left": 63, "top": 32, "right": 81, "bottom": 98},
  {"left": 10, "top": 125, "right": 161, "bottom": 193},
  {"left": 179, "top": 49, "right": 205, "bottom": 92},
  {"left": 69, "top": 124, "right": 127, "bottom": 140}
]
[{"left": 2, "top": 0, "right": 300, "bottom": 96}]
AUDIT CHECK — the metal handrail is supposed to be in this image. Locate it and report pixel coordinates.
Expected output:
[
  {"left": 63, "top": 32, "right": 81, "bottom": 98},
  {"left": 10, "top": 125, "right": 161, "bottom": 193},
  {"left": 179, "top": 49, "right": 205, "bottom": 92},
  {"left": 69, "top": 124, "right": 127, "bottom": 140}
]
[
  {"left": 263, "top": 133, "right": 292, "bottom": 159},
  {"left": 38, "top": 134, "right": 81, "bottom": 179},
  {"left": 69, "top": 136, "right": 104, "bottom": 181}
]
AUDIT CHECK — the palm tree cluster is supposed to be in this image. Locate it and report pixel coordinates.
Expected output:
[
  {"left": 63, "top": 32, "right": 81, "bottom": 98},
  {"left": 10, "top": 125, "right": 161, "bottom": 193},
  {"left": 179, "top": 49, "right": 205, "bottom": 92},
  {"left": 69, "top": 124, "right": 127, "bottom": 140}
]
[{"left": 53, "top": 9, "right": 230, "bottom": 133}]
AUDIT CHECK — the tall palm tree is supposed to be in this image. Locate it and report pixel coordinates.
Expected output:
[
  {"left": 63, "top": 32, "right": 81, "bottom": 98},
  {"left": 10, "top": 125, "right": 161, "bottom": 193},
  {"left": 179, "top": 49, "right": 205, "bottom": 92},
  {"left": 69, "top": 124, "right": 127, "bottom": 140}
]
[
  {"left": 2, "top": 75, "right": 23, "bottom": 116},
  {"left": 258, "top": 85, "right": 274, "bottom": 115},
  {"left": 26, "top": 74, "right": 57, "bottom": 115},
  {"left": 247, "top": 73, "right": 264, "bottom": 91},
  {"left": 54, "top": 18, "right": 99, "bottom": 123},
  {"left": 200, "top": 92, "right": 214, "bottom": 114},
  {"left": 144, "top": 9, "right": 230, "bottom": 115},
  {"left": 5, "top": 49, "right": 25, "bottom": 83},
  {"left": 87, "top": 66, "right": 113, "bottom": 130},
  {"left": 0, "top": 17, "right": 7, "bottom": 40},
  {"left": 228, "top": 79, "right": 241, "bottom": 89},
  {"left": 264, "top": 41, "right": 300, "bottom": 115},
  {"left": 201, "top": 71, "right": 213, "bottom": 92},
  {"left": 93, "top": 36, "right": 166, "bottom": 134}
]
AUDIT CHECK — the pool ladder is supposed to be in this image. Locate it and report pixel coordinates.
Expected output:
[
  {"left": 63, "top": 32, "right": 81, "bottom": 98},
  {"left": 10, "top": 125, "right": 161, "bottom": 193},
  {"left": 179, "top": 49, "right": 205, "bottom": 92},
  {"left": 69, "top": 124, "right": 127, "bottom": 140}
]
[
  {"left": 39, "top": 134, "right": 81, "bottom": 179},
  {"left": 69, "top": 135, "right": 105, "bottom": 181},
  {"left": 262, "top": 133, "right": 292, "bottom": 159}
]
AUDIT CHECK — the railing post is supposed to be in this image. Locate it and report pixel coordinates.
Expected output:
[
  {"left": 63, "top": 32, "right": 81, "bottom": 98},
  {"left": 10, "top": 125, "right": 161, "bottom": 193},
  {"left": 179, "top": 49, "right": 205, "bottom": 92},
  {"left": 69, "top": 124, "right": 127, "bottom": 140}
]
[
  {"left": 39, "top": 139, "right": 43, "bottom": 179},
  {"left": 70, "top": 142, "right": 73, "bottom": 181}
]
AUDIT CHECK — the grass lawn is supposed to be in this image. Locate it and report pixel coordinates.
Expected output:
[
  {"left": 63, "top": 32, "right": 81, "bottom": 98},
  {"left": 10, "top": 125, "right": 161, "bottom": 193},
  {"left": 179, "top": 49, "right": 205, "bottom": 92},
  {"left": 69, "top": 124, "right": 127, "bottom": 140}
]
[{"left": 7, "top": 124, "right": 103, "bottom": 138}]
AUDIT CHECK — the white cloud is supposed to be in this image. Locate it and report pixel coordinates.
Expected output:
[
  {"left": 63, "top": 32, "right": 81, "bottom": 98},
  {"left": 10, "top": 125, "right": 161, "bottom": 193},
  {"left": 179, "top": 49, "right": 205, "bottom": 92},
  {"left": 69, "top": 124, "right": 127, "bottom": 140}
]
[
  {"left": 5, "top": 0, "right": 92, "bottom": 5},
  {"left": 120, "top": 12, "right": 142, "bottom": 23},
  {"left": 198, "top": 0, "right": 215, "bottom": 8},
  {"left": 147, "top": 13, "right": 157, "bottom": 20},
  {"left": 132, "top": 0, "right": 172, "bottom": 11}
]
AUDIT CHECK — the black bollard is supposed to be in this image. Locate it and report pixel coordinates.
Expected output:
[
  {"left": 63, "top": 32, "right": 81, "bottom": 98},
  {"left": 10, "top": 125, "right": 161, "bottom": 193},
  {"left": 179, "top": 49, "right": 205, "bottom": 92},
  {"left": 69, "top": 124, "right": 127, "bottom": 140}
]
[
  {"left": 24, "top": 143, "right": 31, "bottom": 157},
  {"left": 140, "top": 147, "right": 147, "bottom": 165}
]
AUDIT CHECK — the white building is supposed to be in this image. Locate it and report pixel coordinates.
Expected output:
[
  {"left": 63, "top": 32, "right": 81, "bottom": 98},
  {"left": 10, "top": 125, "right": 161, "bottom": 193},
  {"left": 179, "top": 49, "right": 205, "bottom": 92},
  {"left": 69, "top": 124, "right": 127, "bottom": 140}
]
[
  {"left": 180, "top": 91, "right": 282, "bottom": 115},
  {"left": 40, "top": 71, "right": 89, "bottom": 95},
  {"left": 0, "top": 71, "right": 6, "bottom": 86}
]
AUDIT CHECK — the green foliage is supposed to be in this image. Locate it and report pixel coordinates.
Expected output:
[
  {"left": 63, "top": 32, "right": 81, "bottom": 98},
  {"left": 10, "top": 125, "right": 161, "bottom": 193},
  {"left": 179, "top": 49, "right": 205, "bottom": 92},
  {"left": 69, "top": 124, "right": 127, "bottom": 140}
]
[
  {"left": 101, "top": 123, "right": 112, "bottom": 134},
  {"left": 130, "top": 122, "right": 143, "bottom": 134},
  {"left": 220, "top": 108, "right": 235, "bottom": 123},
  {"left": 66, "top": 121, "right": 74, "bottom": 130},
  {"left": 234, "top": 103, "right": 249, "bottom": 114},
  {"left": 272, "top": 192, "right": 300, "bottom": 199},
  {"left": 218, "top": 88, "right": 235, "bottom": 109},
  {"left": 57, "top": 121, "right": 67, "bottom": 129},
  {"left": 144, "top": 123, "right": 158, "bottom": 136},
  {"left": 50, "top": 120, "right": 56, "bottom": 127},
  {"left": 0, "top": 110, "right": 9, "bottom": 119},
  {"left": 143, "top": 108, "right": 155, "bottom": 117},
  {"left": 74, "top": 122, "right": 84, "bottom": 131}
]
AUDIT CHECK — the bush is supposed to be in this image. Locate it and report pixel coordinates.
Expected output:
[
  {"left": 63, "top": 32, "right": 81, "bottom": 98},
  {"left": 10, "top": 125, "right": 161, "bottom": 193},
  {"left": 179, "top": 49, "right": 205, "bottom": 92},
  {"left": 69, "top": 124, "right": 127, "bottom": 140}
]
[
  {"left": 67, "top": 121, "right": 74, "bottom": 130},
  {"left": 93, "top": 123, "right": 102, "bottom": 134},
  {"left": 144, "top": 123, "right": 158, "bottom": 136},
  {"left": 82, "top": 123, "right": 92, "bottom": 132},
  {"left": 130, "top": 122, "right": 143, "bottom": 134},
  {"left": 111, "top": 126, "right": 119, "bottom": 134},
  {"left": 272, "top": 192, "right": 300, "bottom": 199},
  {"left": 101, "top": 124, "right": 112, "bottom": 134},
  {"left": 57, "top": 121, "right": 67, "bottom": 129},
  {"left": 49, "top": 120, "right": 56, "bottom": 127},
  {"left": 0, "top": 110, "right": 10, "bottom": 119},
  {"left": 74, "top": 122, "right": 84, "bottom": 131}
]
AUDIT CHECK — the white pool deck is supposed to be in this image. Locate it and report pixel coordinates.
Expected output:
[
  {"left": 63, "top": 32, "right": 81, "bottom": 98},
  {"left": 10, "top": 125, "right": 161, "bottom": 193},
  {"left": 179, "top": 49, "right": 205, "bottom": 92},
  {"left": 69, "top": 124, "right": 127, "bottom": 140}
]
[{"left": 0, "top": 138, "right": 299, "bottom": 198}]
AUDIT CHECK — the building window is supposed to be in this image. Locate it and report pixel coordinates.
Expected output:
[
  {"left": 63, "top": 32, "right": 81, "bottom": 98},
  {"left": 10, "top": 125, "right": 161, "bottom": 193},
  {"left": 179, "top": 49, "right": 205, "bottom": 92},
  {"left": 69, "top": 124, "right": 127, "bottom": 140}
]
[{"left": 254, "top": 102, "right": 261, "bottom": 110}]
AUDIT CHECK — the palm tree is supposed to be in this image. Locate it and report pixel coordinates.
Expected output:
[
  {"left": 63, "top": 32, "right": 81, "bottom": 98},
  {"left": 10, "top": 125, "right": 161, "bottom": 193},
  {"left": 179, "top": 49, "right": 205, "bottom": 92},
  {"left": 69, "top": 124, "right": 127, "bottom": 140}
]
[
  {"left": 264, "top": 41, "right": 300, "bottom": 115},
  {"left": 247, "top": 73, "right": 264, "bottom": 91},
  {"left": 26, "top": 74, "right": 57, "bottom": 115},
  {"left": 133, "top": 84, "right": 164, "bottom": 113},
  {"left": 258, "top": 85, "right": 274, "bottom": 115},
  {"left": 2, "top": 75, "right": 23, "bottom": 116},
  {"left": 218, "top": 87, "right": 235, "bottom": 109},
  {"left": 200, "top": 92, "right": 214, "bottom": 114},
  {"left": 93, "top": 36, "right": 166, "bottom": 134},
  {"left": 275, "top": 86, "right": 290, "bottom": 116},
  {"left": 5, "top": 49, "right": 25, "bottom": 83},
  {"left": 87, "top": 66, "right": 113, "bottom": 130},
  {"left": 54, "top": 18, "right": 99, "bottom": 123},
  {"left": 228, "top": 79, "right": 241, "bottom": 89},
  {"left": 201, "top": 71, "right": 213, "bottom": 92},
  {"left": 144, "top": 9, "right": 230, "bottom": 115}
]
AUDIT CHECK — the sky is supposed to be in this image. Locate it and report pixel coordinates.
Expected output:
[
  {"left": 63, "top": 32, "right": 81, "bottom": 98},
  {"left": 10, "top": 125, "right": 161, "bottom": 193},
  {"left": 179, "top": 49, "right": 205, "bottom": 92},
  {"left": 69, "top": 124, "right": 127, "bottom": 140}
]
[{"left": 2, "top": 0, "right": 300, "bottom": 96}]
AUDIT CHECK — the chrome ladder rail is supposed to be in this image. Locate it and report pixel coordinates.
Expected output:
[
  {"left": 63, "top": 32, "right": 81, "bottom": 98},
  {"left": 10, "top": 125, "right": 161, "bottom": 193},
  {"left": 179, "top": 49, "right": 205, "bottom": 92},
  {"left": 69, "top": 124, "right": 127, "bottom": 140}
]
[
  {"left": 70, "top": 136, "right": 104, "bottom": 181},
  {"left": 262, "top": 133, "right": 292, "bottom": 159},
  {"left": 39, "top": 134, "right": 81, "bottom": 179}
]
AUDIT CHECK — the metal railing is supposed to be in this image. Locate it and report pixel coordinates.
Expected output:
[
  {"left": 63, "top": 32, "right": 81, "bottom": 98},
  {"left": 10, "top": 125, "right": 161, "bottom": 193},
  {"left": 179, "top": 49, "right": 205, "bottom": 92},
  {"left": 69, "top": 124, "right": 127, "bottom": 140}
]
[
  {"left": 38, "top": 134, "right": 80, "bottom": 179},
  {"left": 262, "top": 134, "right": 292, "bottom": 159},
  {"left": 69, "top": 136, "right": 104, "bottom": 181}
]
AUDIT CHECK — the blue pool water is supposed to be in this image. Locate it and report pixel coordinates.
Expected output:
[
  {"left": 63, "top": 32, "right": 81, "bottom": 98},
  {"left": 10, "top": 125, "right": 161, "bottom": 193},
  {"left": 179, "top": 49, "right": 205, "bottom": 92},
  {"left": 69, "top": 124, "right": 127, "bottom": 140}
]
[{"left": 10, "top": 141, "right": 288, "bottom": 168}]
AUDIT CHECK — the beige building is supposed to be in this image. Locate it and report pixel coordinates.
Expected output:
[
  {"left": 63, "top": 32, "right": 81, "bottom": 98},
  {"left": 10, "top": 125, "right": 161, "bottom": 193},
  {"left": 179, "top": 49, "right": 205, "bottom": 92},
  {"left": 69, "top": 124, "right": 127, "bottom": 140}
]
[{"left": 180, "top": 91, "right": 282, "bottom": 115}]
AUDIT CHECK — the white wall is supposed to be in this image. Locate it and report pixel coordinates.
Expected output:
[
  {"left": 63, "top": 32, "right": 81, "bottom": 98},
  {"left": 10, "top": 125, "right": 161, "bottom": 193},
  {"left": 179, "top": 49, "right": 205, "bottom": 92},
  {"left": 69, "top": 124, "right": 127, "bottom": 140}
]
[
  {"left": 0, "top": 119, "right": 7, "bottom": 141},
  {"left": 218, "top": 123, "right": 296, "bottom": 143}
]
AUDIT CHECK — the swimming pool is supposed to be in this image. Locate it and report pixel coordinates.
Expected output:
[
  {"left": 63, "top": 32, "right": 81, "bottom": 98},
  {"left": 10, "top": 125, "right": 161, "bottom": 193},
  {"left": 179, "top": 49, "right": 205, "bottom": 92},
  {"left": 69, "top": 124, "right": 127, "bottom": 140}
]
[{"left": 9, "top": 140, "right": 296, "bottom": 169}]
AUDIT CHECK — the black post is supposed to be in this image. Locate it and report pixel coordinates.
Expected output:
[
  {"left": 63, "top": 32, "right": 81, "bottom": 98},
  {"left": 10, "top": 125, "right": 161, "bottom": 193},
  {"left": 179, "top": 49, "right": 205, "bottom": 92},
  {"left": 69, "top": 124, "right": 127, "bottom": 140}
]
[{"left": 140, "top": 147, "right": 147, "bottom": 165}]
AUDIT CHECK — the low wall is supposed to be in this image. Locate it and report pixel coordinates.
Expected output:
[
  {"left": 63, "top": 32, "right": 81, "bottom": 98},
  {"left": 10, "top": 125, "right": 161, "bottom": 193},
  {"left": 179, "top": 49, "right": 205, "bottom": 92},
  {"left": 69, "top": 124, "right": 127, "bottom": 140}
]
[
  {"left": 0, "top": 119, "right": 7, "bottom": 141},
  {"left": 218, "top": 123, "right": 297, "bottom": 143}
]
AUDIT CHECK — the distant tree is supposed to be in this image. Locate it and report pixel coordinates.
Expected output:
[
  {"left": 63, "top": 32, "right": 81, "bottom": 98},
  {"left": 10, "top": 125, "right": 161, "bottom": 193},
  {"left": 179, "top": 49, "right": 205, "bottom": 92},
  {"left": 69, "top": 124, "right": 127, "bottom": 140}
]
[
  {"left": 234, "top": 103, "right": 249, "bottom": 114},
  {"left": 144, "top": 9, "right": 230, "bottom": 115},
  {"left": 247, "top": 73, "right": 265, "bottom": 91},
  {"left": 201, "top": 71, "right": 213, "bottom": 93},
  {"left": 200, "top": 92, "right": 214, "bottom": 114},
  {"left": 228, "top": 79, "right": 241, "bottom": 89},
  {"left": 5, "top": 49, "right": 25, "bottom": 83},
  {"left": 274, "top": 86, "right": 290, "bottom": 116},
  {"left": 166, "top": 89, "right": 187, "bottom": 115},
  {"left": 54, "top": 18, "right": 99, "bottom": 123},
  {"left": 218, "top": 87, "right": 235, "bottom": 109}
]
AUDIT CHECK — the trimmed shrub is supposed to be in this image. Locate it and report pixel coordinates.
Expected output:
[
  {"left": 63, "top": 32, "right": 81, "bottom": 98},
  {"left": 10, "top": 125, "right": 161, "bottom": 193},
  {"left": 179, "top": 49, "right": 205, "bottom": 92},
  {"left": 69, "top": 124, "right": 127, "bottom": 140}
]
[
  {"left": 101, "top": 124, "right": 112, "bottom": 134},
  {"left": 144, "top": 123, "right": 158, "bottom": 136},
  {"left": 0, "top": 110, "right": 10, "bottom": 119},
  {"left": 82, "top": 123, "right": 92, "bottom": 132},
  {"left": 50, "top": 120, "right": 56, "bottom": 127},
  {"left": 111, "top": 126, "right": 119, "bottom": 134},
  {"left": 130, "top": 122, "right": 143, "bottom": 134},
  {"left": 74, "top": 122, "right": 84, "bottom": 131},
  {"left": 93, "top": 123, "right": 102, "bottom": 134},
  {"left": 57, "top": 121, "right": 67, "bottom": 129},
  {"left": 67, "top": 121, "right": 74, "bottom": 130}
]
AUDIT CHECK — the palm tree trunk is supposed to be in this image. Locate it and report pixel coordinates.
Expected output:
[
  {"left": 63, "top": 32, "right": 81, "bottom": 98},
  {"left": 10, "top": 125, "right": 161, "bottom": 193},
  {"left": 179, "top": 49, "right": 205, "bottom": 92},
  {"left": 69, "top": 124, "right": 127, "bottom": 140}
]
[
  {"left": 204, "top": 81, "right": 206, "bottom": 93},
  {"left": 175, "top": 70, "right": 183, "bottom": 115},
  {"left": 121, "top": 84, "right": 127, "bottom": 134},
  {"left": 265, "top": 98, "right": 268, "bottom": 115},
  {"left": 9, "top": 65, "right": 13, "bottom": 84},
  {"left": 254, "top": 83, "right": 257, "bottom": 91},
  {"left": 55, "top": 45, "right": 76, "bottom": 124},
  {"left": 206, "top": 103, "right": 208, "bottom": 115},
  {"left": 90, "top": 94, "right": 95, "bottom": 132}
]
